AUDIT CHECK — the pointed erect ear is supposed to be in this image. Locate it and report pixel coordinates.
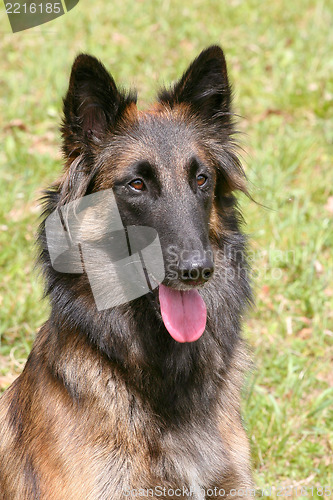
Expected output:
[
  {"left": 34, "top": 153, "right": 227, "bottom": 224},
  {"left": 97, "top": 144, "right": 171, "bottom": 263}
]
[
  {"left": 158, "top": 46, "right": 231, "bottom": 125},
  {"left": 62, "top": 54, "right": 137, "bottom": 155}
]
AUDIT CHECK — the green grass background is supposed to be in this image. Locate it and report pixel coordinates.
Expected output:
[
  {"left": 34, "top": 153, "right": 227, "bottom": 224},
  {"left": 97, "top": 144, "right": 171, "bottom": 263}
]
[{"left": 0, "top": 0, "right": 332, "bottom": 496}]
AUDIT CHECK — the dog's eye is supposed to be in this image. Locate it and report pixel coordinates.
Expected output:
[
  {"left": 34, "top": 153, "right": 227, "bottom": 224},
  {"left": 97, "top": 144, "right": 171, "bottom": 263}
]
[
  {"left": 197, "top": 174, "right": 208, "bottom": 187},
  {"left": 129, "top": 179, "right": 145, "bottom": 191}
]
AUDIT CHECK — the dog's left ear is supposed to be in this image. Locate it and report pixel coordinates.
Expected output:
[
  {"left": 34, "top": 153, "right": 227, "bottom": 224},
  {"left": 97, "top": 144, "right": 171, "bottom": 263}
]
[{"left": 159, "top": 45, "right": 231, "bottom": 126}]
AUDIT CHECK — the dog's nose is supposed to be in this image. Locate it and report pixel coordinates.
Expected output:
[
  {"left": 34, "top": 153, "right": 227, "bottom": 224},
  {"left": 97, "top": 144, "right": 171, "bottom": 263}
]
[{"left": 178, "top": 255, "right": 214, "bottom": 284}]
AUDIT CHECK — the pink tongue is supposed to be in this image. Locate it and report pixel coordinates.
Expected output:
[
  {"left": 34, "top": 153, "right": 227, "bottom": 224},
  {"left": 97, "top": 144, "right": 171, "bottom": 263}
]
[{"left": 158, "top": 284, "right": 207, "bottom": 343}]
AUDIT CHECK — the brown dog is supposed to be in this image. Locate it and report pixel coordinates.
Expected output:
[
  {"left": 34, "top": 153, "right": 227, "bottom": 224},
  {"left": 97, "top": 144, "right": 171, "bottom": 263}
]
[{"left": 0, "top": 46, "right": 254, "bottom": 499}]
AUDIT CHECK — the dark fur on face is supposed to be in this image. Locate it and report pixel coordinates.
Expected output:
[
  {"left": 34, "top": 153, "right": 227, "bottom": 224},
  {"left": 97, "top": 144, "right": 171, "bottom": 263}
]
[{"left": 0, "top": 46, "right": 254, "bottom": 499}]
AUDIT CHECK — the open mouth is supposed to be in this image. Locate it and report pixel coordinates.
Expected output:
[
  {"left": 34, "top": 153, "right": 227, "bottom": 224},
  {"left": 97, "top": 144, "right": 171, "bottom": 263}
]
[{"left": 158, "top": 284, "right": 207, "bottom": 343}]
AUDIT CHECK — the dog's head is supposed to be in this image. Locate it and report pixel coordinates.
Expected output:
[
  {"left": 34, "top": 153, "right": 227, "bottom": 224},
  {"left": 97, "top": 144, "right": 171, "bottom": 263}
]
[{"left": 42, "top": 47, "right": 249, "bottom": 344}]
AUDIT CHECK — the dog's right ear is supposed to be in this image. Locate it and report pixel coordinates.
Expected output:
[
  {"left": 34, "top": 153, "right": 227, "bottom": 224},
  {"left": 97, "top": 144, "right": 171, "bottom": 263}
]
[{"left": 61, "top": 54, "right": 137, "bottom": 156}]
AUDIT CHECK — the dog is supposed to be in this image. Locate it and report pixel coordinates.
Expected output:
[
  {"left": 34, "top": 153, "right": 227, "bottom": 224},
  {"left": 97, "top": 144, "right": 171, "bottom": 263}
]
[{"left": 0, "top": 46, "right": 254, "bottom": 499}]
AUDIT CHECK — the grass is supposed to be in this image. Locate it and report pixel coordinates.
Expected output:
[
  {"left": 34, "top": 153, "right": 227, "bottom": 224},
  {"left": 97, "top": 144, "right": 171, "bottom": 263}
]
[{"left": 0, "top": 0, "right": 332, "bottom": 496}]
